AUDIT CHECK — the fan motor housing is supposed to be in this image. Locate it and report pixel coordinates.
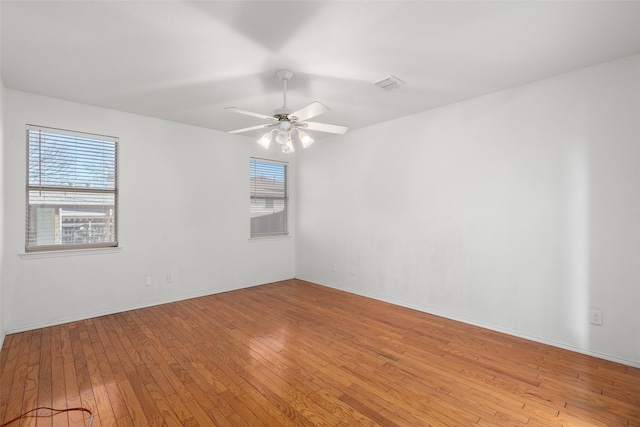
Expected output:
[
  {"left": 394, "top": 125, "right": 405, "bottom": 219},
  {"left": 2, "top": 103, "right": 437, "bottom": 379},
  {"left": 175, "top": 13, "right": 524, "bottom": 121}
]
[{"left": 274, "top": 108, "right": 292, "bottom": 117}]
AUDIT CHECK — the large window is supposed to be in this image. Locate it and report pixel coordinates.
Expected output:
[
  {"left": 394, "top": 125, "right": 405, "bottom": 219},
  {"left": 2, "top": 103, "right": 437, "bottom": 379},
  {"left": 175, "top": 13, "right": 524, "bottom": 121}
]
[
  {"left": 250, "top": 158, "right": 288, "bottom": 237},
  {"left": 26, "top": 125, "right": 118, "bottom": 251}
]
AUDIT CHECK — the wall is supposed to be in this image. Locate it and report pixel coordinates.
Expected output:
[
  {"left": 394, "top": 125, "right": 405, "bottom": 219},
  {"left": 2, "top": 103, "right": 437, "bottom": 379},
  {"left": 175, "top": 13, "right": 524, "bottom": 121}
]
[
  {"left": 3, "top": 90, "right": 295, "bottom": 332},
  {"left": 0, "top": 0, "right": 5, "bottom": 349},
  {"left": 0, "top": 79, "right": 4, "bottom": 350},
  {"left": 296, "top": 54, "right": 640, "bottom": 367}
]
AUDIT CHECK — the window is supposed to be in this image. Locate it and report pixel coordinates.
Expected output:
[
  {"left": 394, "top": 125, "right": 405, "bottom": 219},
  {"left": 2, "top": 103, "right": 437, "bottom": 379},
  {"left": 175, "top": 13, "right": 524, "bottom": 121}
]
[
  {"left": 250, "top": 158, "right": 288, "bottom": 237},
  {"left": 26, "top": 125, "right": 118, "bottom": 251}
]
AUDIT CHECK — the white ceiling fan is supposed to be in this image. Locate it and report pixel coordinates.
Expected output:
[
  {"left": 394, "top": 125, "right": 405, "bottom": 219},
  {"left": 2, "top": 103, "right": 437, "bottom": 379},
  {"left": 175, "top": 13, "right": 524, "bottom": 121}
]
[{"left": 225, "top": 69, "right": 348, "bottom": 153}]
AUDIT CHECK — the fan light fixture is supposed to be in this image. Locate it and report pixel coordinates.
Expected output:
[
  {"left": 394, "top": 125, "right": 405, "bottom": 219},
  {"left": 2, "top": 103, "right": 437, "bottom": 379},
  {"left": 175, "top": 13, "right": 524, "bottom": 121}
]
[
  {"left": 225, "top": 69, "right": 349, "bottom": 153},
  {"left": 274, "top": 129, "right": 290, "bottom": 145},
  {"left": 282, "top": 139, "right": 295, "bottom": 153},
  {"left": 297, "top": 130, "right": 314, "bottom": 148},
  {"left": 258, "top": 128, "right": 314, "bottom": 152},
  {"left": 257, "top": 132, "right": 273, "bottom": 149}
]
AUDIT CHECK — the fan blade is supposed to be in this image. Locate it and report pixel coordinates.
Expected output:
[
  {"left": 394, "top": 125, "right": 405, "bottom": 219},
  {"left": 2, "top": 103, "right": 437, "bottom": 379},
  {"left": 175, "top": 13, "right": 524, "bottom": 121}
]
[
  {"left": 299, "top": 121, "right": 349, "bottom": 135},
  {"left": 228, "top": 123, "right": 277, "bottom": 134},
  {"left": 225, "top": 107, "right": 276, "bottom": 121},
  {"left": 290, "top": 102, "right": 330, "bottom": 122}
]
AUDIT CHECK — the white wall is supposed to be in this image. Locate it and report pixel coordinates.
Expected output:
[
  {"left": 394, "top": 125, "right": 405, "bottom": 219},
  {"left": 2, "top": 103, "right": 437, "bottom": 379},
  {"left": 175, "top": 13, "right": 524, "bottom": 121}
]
[
  {"left": 0, "top": 79, "right": 4, "bottom": 349},
  {"left": 3, "top": 90, "right": 295, "bottom": 332},
  {"left": 0, "top": 0, "right": 6, "bottom": 349},
  {"left": 296, "top": 54, "right": 640, "bottom": 367}
]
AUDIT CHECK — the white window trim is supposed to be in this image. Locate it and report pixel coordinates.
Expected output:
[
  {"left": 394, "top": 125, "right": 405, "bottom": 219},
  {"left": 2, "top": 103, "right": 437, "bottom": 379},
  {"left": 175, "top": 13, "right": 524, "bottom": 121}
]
[
  {"left": 25, "top": 124, "right": 119, "bottom": 252},
  {"left": 250, "top": 157, "right": 289, "bottom": 238},
  {"left": 19, "top": 246, "right": 122, "bottom": 259}
]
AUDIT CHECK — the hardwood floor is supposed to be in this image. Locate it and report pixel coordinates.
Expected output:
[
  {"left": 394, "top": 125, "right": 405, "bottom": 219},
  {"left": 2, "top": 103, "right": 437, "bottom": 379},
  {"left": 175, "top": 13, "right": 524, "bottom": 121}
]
[{"left": 1, "top": 279, "right": 639, "bottom": 426}]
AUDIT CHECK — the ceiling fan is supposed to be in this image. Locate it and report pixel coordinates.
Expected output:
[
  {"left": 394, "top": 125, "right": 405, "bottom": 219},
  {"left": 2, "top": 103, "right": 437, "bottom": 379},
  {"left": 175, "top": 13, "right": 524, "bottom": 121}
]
[{"left": 225, "top": 69, "right": 348, "bottom": 153}]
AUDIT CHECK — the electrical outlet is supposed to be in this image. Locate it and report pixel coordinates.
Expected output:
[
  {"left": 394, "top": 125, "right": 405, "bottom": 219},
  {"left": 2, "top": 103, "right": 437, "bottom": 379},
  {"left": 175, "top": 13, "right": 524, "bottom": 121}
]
[
  {"left": 332, "top": 263, "right": 337, "bottom": 272},
  {"left": 589, "top": 309, "right": 603, "bottom": 326},
  {"left": 167, "top": 273, "right": 175, "bottom": 283},
  {"left": 351, "top": 266, "right": 357, "bottom": 276},
  {"left": 145, "top": 275, "right": 152, "bottom": 287}
]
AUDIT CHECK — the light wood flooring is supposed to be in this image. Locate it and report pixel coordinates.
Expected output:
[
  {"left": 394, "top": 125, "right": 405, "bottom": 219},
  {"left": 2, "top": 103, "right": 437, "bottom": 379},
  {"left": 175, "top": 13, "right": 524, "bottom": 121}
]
[{"left": 1, "top": 279, "right": 639, "bottom": 426}]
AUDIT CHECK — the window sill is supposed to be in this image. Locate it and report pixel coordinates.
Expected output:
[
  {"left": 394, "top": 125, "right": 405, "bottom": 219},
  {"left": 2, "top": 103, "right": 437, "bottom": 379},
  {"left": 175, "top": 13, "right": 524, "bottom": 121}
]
[
  {"left": 19, "top": 247, "right": 122, "bottom": 260},
  {"left": 249, "top": 234, "right": 292, "bottom": 243}
]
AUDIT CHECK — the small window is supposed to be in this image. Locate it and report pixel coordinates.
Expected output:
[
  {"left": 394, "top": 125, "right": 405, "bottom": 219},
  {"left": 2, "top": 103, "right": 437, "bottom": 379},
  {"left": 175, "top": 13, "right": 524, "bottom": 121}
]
[
  {"left": 250, "top": 158, "right": 288, "bottom": 237},
  {"left": 26, "top": 125, "right": 118, "bottom": 251}
]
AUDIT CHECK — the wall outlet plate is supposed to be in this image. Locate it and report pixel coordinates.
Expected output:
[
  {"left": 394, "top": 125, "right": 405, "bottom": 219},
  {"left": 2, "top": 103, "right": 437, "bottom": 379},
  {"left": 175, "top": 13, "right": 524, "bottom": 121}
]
[{"left": 589, "top": 309, "right": 603, "bottom": 325}]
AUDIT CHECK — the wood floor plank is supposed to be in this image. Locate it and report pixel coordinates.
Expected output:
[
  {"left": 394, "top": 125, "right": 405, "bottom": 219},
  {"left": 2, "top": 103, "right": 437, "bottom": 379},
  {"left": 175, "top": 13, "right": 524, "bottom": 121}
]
[
  {"left": 181, "top": 398, "right": 220, "bottom": 426},
  {"left": 18, "top": 365, "right": 39, "bottom": 427},
  {"left": 35, "top": 373, "right": 52, "bottom": 427},
  {"left": 1, "top": 279, "right": 638, "bottom": 426},
  {"left": 241, "top": 380, "right": 312, "bottom": 427},
  {"left": 103, "top": 380, "right": 128, "bottom": 421},
  {"left": 0, "top": 336, "right": 21, "bottom": 422},
  {"left": 62, "top": 362, "right": 83, "bottom": 426},
  {"left": 50, "top": 363, "right": 68, "bottom": 427},
  {"left": 116, "top": 378, "right": 149, "bottom": 426}
]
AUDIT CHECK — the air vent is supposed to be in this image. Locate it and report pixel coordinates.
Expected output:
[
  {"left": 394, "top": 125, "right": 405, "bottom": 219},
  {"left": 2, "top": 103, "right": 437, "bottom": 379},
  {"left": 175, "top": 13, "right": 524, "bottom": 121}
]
[{"left": 373, "top": 75, "right": 406, "bottom": 90}]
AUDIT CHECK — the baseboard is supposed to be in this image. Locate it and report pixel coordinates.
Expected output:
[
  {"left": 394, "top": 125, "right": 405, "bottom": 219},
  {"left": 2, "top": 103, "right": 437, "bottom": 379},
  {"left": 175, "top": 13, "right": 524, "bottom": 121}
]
[
  {"left": 297, "top": 275, "right": 640, "bottom": 369},
  {"left": 6, "top": 275, "right": 295, "bottom": 335}
]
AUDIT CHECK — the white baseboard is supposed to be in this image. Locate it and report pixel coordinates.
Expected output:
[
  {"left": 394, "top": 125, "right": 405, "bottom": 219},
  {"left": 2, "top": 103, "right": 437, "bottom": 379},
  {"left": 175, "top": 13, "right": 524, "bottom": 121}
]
[
  {"left": 7, "top": 274, "right": 638, "bottom": 369},
  {"left": 296, "top": 275, "right": 640, "bottom": 369},
  {"left": 5, "top": 275, "right": 294, "bottom": 335}
]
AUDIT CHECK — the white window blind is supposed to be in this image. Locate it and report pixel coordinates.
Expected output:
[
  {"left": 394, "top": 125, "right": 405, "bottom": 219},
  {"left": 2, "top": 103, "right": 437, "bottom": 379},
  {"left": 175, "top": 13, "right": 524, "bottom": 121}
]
[
  {"left": 26, "top": 125, "right": 118, "bottom": 251},
  {"left": 250, "top": 158, "right": 288, "bottom": 236}
]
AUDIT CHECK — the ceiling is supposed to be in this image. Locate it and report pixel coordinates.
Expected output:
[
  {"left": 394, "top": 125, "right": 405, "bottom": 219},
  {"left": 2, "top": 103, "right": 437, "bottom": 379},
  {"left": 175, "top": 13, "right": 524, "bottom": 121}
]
[{"left": 2, "top": 1, "right": 640, "bottom": 139}]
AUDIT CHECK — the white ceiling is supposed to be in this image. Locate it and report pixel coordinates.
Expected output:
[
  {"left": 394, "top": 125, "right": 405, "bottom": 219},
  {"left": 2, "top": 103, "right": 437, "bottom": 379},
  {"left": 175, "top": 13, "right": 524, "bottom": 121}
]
[{"left": 2, "top": 1, "right": 640, "bottom": 139}]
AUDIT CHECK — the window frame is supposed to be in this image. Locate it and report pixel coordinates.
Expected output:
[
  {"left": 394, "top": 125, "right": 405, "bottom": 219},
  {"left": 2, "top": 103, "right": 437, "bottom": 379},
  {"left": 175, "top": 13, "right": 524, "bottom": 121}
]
[
  {"left": 25, "top": 124, "right": 119, "bottom": 252},
  {"left": 249, "top": 157, "right": 289, "bottom": 238}
]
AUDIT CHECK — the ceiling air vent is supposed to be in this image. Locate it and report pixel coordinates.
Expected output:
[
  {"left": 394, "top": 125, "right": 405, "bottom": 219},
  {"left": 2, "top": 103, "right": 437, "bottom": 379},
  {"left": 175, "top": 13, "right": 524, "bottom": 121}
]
[{"left": 374, "top": 75, "right": 406, "bottom": 90}]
